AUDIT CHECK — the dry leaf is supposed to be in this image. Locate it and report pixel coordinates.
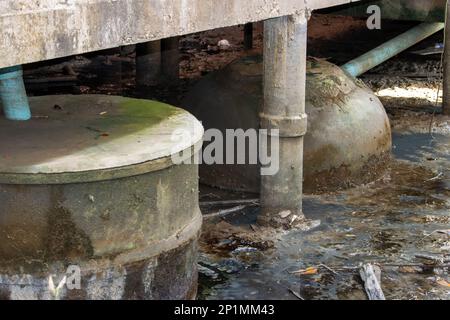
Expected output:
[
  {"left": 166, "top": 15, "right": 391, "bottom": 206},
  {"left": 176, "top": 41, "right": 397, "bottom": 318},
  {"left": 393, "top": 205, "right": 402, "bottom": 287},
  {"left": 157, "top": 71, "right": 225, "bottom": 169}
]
[
  {"left": 436, "top": 279, "right": 450, "bottom": 288},
  {"left": 399, "top": 266, "right": 418, "bottom": 274},
  {"left": 292, "top": 266, "right": 318, "bottom": 275},
  {"left": 436, "top": 230, "right": 450, "bottom": 236}
]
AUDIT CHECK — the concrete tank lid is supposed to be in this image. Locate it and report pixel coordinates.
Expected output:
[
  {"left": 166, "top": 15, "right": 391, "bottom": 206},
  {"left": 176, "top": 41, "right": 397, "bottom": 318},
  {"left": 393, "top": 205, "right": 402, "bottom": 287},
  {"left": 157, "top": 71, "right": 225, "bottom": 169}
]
[{"left": 0, "top": 95, "right": 203, "bottom": 184}]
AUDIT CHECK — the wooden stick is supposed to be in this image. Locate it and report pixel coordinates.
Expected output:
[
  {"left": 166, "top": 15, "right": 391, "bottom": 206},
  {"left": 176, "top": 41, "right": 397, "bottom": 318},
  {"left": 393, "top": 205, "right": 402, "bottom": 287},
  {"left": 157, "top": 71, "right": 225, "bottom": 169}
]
[
  {"left": 200, "top": 199, "right": 259, "bottom": 207},
  {"left": 202, "top": 205, "right": 248, "bottom": 220},
  {"left": 288, "top": 288, "right": 304, "bottom": 300},
  {"left": 360, "top": 264, "right": 386, "bottom": 300}
]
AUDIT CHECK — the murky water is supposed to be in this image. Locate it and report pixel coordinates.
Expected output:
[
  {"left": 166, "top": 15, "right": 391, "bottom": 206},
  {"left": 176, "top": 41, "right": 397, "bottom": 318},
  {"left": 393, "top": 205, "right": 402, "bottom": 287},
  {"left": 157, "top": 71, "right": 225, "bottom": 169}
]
[{"left": 199, "top": 131, "right": 450, "bottom": 300}]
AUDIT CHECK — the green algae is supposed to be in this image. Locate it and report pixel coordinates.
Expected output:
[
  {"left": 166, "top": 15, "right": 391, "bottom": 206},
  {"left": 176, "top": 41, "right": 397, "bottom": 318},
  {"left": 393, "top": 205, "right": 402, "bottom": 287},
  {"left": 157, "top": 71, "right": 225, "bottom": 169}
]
[
  {"left": 86, "top": 97, "right": 183, "bottom": 133},
  {"left": 118, "top": 98, "right": 181, "bottom": 123}
]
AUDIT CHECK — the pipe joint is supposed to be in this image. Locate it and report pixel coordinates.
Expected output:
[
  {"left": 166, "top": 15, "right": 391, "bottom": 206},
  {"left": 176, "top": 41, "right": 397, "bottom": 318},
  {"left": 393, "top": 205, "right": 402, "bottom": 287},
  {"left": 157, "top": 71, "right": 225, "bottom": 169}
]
[{"left": 259, "top": 112, "right": 307, "bottom": 137}]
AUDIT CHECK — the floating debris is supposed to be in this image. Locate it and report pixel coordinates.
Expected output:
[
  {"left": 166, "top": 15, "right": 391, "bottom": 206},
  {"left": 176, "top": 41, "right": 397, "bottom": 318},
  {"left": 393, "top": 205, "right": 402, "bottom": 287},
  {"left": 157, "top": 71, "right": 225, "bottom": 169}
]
[{"left": 359, "top": 264, "right": 385, "bottom": 300}]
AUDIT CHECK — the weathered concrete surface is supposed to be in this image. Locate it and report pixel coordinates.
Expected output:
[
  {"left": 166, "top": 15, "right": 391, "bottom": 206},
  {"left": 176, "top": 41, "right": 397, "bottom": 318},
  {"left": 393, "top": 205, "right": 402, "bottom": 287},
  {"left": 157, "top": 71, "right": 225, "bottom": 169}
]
[
  {"left": 0, "top": 0, "right": 360, "bottom": 69},
  {"left": 332, "top": 0, "right": 446, "bottom": 22},
  {"left": 182, "top": 56, "right": 392, "bottom": 193},
  {"left": 0, "top": 95, "right": 203, "bottom": 300},
  {"left": 0, "top": 95, "right": 203, "bottom": 184}
]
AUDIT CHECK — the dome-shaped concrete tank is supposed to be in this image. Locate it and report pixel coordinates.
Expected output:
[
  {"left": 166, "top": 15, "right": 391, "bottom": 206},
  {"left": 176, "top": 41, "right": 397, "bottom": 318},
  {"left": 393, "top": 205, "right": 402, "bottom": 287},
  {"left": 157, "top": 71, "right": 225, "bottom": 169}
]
[
  {"left": 182, "top": 56, "right": 392, "bottom": 193},
  {"left": 0, "top": 95, "right": 203, "bottom": 300}
]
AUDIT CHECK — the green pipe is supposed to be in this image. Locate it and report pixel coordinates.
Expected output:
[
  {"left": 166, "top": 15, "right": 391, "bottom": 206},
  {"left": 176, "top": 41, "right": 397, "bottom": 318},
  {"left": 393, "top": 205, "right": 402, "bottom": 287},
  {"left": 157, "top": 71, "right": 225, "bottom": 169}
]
[
  {"left": 0, "top": 66, "right": 31, "bottom": 120},
  {"left": 341, "top": 22, "right": 444, "bottom": 77}
]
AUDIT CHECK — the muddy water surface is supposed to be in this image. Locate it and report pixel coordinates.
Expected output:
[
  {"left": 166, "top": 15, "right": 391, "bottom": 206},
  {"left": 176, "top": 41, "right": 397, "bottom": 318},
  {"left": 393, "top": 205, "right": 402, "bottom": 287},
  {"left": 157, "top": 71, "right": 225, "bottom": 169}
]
[{"left": 199, "top": 131, "right": 450, "bottom": 300}]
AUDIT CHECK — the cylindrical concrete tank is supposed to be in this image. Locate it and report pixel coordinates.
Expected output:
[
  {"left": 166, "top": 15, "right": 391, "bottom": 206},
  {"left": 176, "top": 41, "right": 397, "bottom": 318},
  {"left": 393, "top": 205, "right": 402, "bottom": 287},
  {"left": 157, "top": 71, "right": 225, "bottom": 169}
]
[
  {"left": 182, "top": 56, "right": 392, "bottom": 193},
  {"left": 0, "top": 95, "right": 204, "bottom": 300}
]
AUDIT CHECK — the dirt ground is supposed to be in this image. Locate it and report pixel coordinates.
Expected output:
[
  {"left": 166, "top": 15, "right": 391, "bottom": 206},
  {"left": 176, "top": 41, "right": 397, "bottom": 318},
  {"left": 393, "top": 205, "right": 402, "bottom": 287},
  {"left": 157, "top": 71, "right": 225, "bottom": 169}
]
[{"left": 21, "top": 14, "right": 450, "bottom": 300}]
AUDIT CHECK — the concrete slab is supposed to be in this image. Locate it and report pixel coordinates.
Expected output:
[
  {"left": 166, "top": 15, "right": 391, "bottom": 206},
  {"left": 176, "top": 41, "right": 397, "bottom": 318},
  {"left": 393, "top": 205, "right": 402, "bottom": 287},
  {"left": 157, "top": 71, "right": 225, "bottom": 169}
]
[
  {"left": 0, "top": 94, "right": 203, "bottom": 184},
  {"left": 0, "top": 0, "right": 360, "bottom": 68}
]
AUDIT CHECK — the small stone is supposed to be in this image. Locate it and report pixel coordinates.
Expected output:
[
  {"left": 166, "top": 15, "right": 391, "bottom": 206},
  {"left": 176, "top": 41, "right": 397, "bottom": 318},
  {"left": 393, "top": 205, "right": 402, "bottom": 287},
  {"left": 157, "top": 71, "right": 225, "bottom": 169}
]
[
  {"left": 278, "top": 210, "right": 291, "bottom": 219},
  {"left": 232, "top": 246, "right": 258, "bottom": 254},
  {"left": 290, "top": 214, "right": 299, "bottom": 225},
  {"left": 295, "top": 219, "right": 321, "bottom": 232},
  {"left": 398, "top": 266, "right": 421, "bottom": 274},
  {"left": 217, "top": 39, "right": 231, "bottom": 50}
]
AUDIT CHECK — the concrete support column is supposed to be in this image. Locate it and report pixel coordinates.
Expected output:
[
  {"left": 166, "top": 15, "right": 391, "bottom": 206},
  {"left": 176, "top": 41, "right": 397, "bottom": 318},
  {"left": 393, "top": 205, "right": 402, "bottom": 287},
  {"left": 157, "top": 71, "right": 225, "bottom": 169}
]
[
  {"left": 136, "top": 41, "right": 161, "bottom": 87},
  {"left": 260, "top": 14, "right": 308, "bottom": 219},
  {"left": 443, "top": 1, "right": 450, "bottom": 115},
  {"left": 244, "top": 23, "right": 253, "bottom": 50},
  {"left": 161, "top": 37, "right": 180, "bottom": 82}
]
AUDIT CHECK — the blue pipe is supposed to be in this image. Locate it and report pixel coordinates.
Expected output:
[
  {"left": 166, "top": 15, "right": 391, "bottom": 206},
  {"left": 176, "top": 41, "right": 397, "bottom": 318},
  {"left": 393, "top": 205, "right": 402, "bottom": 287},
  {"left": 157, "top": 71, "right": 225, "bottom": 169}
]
[
  {"left": 0, "top": 66, "right": 31, "bottom": 120},
  {"left": 342, "top": 22, "right": 445, "bottom": 77}
]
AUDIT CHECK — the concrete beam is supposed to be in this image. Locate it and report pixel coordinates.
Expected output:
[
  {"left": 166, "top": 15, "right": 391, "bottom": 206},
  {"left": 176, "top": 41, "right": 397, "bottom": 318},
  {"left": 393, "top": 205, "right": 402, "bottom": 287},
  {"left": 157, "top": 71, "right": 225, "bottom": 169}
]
[
  {"left": 0, "top": 0, "right": 359, "bottom": 69},
  {"left": 260, "top": 13, "right": 308, "bottom": 219}
]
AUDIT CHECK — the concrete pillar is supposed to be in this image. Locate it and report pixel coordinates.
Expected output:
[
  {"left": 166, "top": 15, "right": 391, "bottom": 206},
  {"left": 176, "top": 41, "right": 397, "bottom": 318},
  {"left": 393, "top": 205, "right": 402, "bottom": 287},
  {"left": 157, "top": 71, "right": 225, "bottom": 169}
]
[
  {"left": 97, "top": 48, "right": 123, "bottom": 91},
  {"left": 260, "top": 14, "right": 308, "bottom": 219},
  {"left": 244, "top": 23, "right": 253, "bottom": 50},
  {"left": 443, "top": 2, "right": 450, "bottom": 115},
  {"left": 136, "top": 41, "right": 161, "bottom": 87},
  {"left": 161, "top": 37, "right": 180, "bottom": 82}
]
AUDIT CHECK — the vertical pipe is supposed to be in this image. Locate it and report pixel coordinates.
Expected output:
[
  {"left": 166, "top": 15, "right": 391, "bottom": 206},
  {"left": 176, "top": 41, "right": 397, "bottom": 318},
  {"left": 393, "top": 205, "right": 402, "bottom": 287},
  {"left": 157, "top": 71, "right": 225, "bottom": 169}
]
[
  {"left": 161, "top": 37, "right": 180, "bottom": 82},
  {"left": 136, "top": 41, "right": 161, "bottom": 87},
  {"left": 260, "top": 14, "right": 308, "bottom": 220},
  {"left": 244, "top": 23, "right": 254, "bottom": 50},
  {"left": 443, "top": 1, "right": 450, "bottom": 115},
  {"left": 0, "top": 66, "right": 31, "bottom": 121}
]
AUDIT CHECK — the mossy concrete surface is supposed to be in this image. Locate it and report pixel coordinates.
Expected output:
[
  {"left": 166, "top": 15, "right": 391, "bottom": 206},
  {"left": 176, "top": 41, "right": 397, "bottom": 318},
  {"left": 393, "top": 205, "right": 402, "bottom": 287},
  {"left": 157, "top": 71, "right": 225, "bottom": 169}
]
[
  {"left": 0, "top": 94, "right": 204, "bottom": 184},
  {"left": 0, "top": 95, "right": 203, "bottom": 299}
]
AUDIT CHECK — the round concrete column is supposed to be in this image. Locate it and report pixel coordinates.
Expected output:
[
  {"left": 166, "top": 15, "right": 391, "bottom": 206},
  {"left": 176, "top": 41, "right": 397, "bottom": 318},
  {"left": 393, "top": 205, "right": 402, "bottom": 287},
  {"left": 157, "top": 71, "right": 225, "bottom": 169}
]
[{"left": 0, "top": 95, "right": 203, "bottom": 300}]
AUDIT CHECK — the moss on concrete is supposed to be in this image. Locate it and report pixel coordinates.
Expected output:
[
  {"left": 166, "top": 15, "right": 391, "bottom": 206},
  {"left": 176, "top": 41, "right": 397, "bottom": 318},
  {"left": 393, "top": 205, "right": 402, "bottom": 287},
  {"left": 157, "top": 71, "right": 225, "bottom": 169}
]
[
  {"left": 119, "top": 98, "right": 181, "bottom": 123},
  {"left": 88, "top": 97, "right": 182, "bottom": 132}
]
